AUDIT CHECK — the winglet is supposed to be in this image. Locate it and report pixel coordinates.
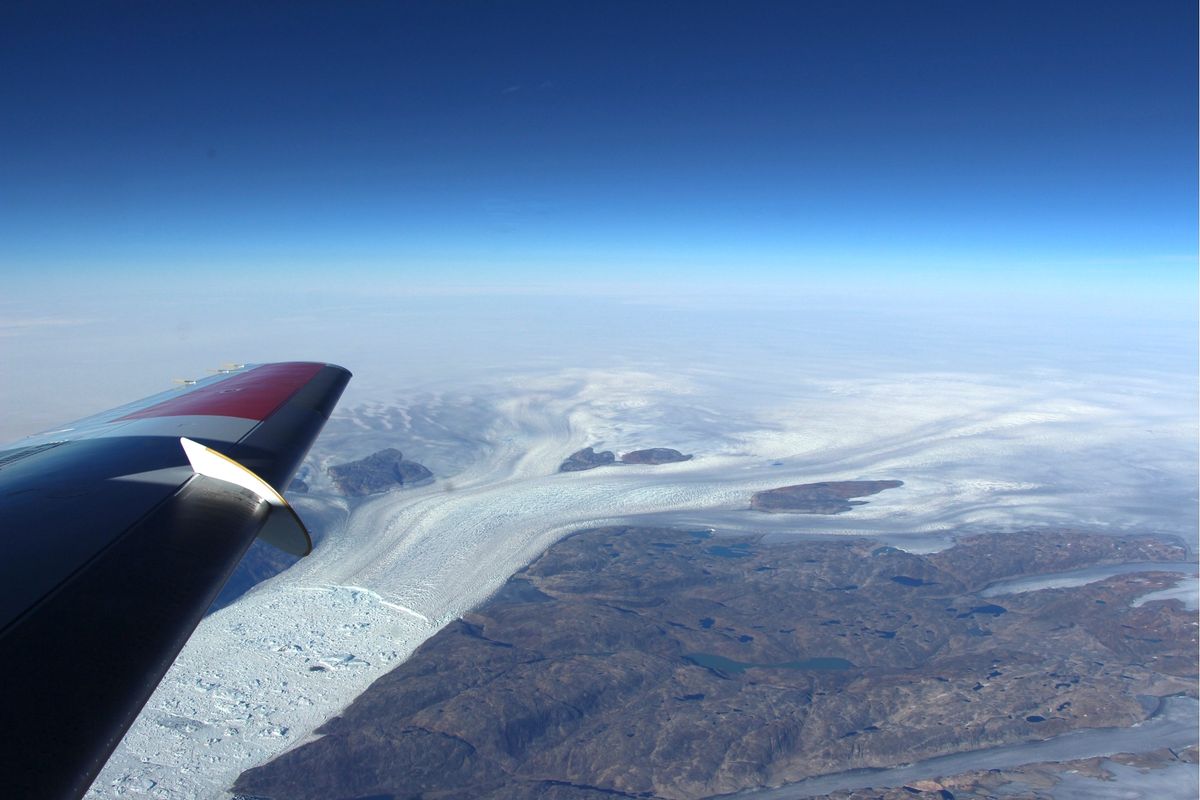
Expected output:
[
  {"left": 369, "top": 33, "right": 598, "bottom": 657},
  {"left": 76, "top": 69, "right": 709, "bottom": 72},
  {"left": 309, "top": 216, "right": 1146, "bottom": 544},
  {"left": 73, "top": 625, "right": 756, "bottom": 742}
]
[{"left": 179, "top": 437, "right": 313, "bottom": 556}]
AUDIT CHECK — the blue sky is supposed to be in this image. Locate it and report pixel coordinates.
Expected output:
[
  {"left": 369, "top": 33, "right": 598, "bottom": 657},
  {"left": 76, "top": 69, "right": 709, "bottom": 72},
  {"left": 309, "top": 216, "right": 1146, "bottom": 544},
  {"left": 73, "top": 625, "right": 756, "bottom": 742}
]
[{"left": 0, "top": 1, "right": 1196, "bottom": 293}]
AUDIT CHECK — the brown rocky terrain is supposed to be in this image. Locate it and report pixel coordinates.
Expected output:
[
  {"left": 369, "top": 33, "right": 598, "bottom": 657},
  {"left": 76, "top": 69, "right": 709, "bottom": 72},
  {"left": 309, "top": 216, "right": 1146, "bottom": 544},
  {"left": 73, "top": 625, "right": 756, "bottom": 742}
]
[
  {"left": 328, "top": 448, "right": 433, "bottom": 496},
  {"left": 751, "top": 481, "right": 903, "bottom": 514},
  {"left": 233, "top": 527, "right": 1194, "bottom": 800}
]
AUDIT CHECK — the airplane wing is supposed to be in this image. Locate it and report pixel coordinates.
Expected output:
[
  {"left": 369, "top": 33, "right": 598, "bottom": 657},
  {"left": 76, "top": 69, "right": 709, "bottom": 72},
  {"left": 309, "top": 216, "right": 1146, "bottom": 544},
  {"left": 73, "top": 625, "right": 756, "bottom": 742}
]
[{"left": 0, "top": 361, "right": 351, "bottom": 800}]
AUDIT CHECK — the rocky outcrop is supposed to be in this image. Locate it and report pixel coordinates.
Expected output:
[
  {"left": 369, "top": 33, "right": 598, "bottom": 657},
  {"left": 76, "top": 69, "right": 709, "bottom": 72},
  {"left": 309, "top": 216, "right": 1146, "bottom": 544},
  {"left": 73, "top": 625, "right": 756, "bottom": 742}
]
[
  {"left": 752, "top": 480, "right": 903, "bottom": 513},
  {"left": 328, "top": 448, "right": 433, "bottom": 497},
  {"left": 560, "top": 446, "right": 694, "bottom": 472},
  {"left": 620, "top": 448, "right": 692, "bottom": 465},
  {"left": 558, "top": 447, "right": 616, "bottom": 472}
]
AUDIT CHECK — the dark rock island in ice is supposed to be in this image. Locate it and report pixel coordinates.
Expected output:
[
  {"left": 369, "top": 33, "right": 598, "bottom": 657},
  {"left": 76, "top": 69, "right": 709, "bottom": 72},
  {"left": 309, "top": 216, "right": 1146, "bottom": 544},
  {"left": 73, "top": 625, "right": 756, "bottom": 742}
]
[
  {"left": 327, "top": 448, "right": 433, "bottom": 497},
  {"left": 752, "top": 480, "right": 904, "bottom": 514},
  {"left": 560, "top": 446, "right": 692, "bottom": 472},
  {"left": 620, "top": 447, "right": 693, "bottom": 465},
  {"left": 557, "top": 446, "right": 616, "bottom": 472}
]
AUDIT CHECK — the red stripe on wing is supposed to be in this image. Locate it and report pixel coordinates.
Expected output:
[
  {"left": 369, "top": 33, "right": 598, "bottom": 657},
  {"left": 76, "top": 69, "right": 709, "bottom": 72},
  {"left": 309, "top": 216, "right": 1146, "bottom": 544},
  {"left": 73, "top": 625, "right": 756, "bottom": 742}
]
[{"left": 115, "top": 362, "right": 327, "bottom": 422}]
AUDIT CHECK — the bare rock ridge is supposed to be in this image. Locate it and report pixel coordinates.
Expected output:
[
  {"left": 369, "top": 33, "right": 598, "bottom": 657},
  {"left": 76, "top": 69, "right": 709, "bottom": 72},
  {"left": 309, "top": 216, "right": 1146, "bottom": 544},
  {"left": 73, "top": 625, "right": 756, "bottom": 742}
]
[
  {"left": 559, "top": 446, "right": 692, "bottom": 472},
  {"left": 327, "top": 448, "right": 433, "bottom": 497},
  {"left": 232, "top": 526, "right": 1194, "bottom": 800},
  {"left": 752, "top": 480, "right": 904, "bottom": 514}
]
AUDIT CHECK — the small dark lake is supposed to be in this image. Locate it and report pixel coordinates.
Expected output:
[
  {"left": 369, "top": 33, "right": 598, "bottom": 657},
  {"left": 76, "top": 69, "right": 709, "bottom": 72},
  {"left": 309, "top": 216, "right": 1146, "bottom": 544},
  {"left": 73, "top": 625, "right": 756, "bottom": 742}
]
[
  {"left": 706, "top": 543, "right": 754, "bottom": 559},
  {"left": 890, "top": 575, "right": 932, "bottom": 587}
]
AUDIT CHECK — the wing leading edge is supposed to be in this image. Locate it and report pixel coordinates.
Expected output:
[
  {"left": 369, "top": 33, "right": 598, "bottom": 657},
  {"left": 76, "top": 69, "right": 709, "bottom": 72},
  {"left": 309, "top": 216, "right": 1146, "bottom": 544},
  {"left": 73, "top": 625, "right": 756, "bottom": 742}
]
[{"left": 0, "top": 361, "right": 351, "bottom": 800}]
